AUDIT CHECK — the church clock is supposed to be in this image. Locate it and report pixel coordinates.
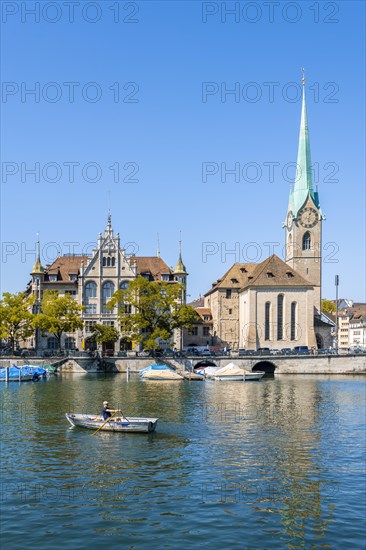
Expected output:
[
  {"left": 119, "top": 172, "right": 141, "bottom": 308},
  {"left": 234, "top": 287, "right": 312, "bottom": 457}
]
[{"left": 298, "top": 207, "right": 319, "bottom": 228}]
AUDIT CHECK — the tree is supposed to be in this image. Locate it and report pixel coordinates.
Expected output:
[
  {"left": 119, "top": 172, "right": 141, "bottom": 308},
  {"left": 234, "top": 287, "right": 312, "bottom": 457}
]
[
  {"left": 34, "top": 290, "right": 84, "bottom": 351},
  {"left": 108, "top": 277, "right": 197, "bottom": 352},
  {"left": 0, "top": 292, "right": 35, "bottom": 352},
  {"left": 91, "top": 324, "right": 119, "bottom": 345},
  {"left": 322, "top": 299, "right": 336, "bottom": 314}
]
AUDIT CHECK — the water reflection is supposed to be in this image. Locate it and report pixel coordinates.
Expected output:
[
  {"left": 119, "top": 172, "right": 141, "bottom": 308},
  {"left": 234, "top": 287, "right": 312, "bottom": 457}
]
[{"left": 1, "top": 375, "right": 365, "bottom": 548}]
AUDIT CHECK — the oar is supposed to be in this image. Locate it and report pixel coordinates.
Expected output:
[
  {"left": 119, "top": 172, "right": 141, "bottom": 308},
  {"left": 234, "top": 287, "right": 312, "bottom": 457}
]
[
  {"left": 92, "top": 410, "right": 118, "bottom": 436},
  {"left": 118, "top": 409, "right": 130, "bottom": 423}
]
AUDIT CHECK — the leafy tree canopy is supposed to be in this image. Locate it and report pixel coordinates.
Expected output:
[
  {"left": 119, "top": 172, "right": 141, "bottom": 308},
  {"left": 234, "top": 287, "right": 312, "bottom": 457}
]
[
  {"left": 34, "top": 290, "right": 84, "bottom": 349},
  {"left": 0, "top": 292, "right": 35, "bottom": 351},
  {"left": 91, "top": 323, "right": 119, "bottom": 344},
  {"left": 322, "top": 299, "right": 336, "bottom": 314},
  {"left": 108, "top": 277, "right": 197, "bottom": 351}
]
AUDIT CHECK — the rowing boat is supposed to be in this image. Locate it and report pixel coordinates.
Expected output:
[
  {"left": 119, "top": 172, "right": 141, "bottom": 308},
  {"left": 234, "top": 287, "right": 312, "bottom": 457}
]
[{"left": 65, "top": 413, "right": 159, "bottom": 433}]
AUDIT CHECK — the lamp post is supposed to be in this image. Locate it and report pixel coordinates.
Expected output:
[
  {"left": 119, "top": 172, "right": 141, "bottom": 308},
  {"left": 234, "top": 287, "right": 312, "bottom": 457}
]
[{"left": 335, "top": 275, "right": 339, "bottom": 351}]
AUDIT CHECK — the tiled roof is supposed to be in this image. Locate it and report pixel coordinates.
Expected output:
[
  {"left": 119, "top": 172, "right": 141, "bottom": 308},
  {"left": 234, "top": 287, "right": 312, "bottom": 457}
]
[
  {"left": 188, "top": 297, "right": 204, "bottom": 308},
  {"left": 205, "top": 263, "right": 258, "bottom": 296},
  {"left": 193, "top": 307, "right": 213, "bottom": 324},
  {"left": 205, "top": 255, "right": 312, "bottom": 295},
  {"left": 241, "top": 255, "right": 312, "bottom": 289},
  {"left": 45, "top": 256, "right": 88, "bottom": 281},
  {"left": 130, "top": 256, "right": 172, "bottom": 281}
]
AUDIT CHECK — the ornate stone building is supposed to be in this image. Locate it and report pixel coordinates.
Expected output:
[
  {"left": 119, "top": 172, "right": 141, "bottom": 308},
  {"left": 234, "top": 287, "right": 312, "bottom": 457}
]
[
  {"left": 203, "top": 77, "right": 331, "bottom": 350},
  {"left": 28, "top": 214, "right": 187, "bottom": 353}
]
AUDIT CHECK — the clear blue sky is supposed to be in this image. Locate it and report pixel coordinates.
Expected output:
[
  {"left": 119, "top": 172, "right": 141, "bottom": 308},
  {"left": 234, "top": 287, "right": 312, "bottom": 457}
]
[{"left": 1, "top": 0, "right": 365, "bottom": 302}]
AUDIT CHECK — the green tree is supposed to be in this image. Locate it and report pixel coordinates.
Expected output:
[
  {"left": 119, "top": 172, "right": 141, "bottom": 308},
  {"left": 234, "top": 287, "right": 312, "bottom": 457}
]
[
  {"left": 108, "top": 277, "right": 197, "bottom": 352},
  {"left": 34, "top": 291, "right": 84, "bottom": 351},
  {"left": 0, "top": 292, "right": 35, "bottom": 352},
  {"left": 91, "top": 324, "right": 119, "bottom": 345},
  {"left": 322, "top": 299, "right": 336, "bottom": 314}
]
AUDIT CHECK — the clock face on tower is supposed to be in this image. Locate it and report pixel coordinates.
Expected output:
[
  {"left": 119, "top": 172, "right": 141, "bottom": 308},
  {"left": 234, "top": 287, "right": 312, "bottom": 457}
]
[{"left": 298, "top": 207, "right": 319, "bottom": 228}]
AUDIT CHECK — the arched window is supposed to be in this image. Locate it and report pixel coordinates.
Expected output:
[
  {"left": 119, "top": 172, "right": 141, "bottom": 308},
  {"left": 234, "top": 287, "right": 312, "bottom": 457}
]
[
  {"left": 85, "top": 281, "right": 97, "bottom": 300},
  {"left": 102, "top": 281, "right": 115, "bottom": 312},
  {"left": 277, "top": 294, "right": 284, "bottom": 340},
  {"left": 102, "top": 257, "right": 106, "bottom": 267},
  {"left": 65, "top": 337, "right": 76, "bottom": 350},
  {"left": 291, "top": 302, "right": 297, "bottom": 341},
  {"left": 107, "top": 257, "right": 111, "bottom": 267},
  {"left": 302, "top": 232, "right": 311, "bottom": 250},
  {"left": 111, "top": 257, "right": 115, "bottom": 267},
  {"left": 47, "top": 336, "right": 57, "bottom": 350},
  {"left": 265, "top": 302, "right": 271, "bottom": 340},
  {"left": 120, "top": 280, "right": 129, "bottom": 290}
]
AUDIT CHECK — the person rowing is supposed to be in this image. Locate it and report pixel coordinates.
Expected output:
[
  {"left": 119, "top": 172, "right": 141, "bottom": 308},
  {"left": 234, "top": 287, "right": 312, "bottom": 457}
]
[{"left": 102, "top": 401, "right": 120, "bottom": 421}]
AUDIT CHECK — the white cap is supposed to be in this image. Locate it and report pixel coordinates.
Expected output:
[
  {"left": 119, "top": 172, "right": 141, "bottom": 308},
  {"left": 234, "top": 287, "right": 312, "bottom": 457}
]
[{"left": 103, "top": 401, "right": 108, "bottom": 405}]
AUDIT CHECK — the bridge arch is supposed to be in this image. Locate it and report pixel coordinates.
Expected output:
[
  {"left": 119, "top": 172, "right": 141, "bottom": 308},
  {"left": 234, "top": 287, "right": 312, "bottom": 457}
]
[
  {"left": 252, "top": 360, "right": 276, "bottom": 374},
  {"left": 193, "top": 360, "right": 217, "bottom": 369}
]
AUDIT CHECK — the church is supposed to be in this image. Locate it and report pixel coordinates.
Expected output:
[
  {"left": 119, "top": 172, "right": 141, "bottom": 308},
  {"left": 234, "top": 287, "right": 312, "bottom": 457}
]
[{"left": 201, "top": 76, "right": 333, "bottom": 351}]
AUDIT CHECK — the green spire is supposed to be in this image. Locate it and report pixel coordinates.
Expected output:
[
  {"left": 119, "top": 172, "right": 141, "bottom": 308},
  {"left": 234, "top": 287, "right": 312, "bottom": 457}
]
[
  {"left": 31, "top": 236, "right": 44, "bottom": 274},
  {"left": 290, "top": 70, "right": 320, "bottom": 217},
  {"left": 174, "top": 234, "right": 187, "bottom": 275}
]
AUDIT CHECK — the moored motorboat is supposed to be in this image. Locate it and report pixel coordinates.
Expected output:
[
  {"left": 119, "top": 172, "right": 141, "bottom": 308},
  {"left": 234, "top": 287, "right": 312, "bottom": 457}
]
[
  {"left": 213, "top": 362, "right": 265, "bottom": 381},
  {"left": 65, "top": 413, "right": 159, "bottom": 433},
  {"left": 0, "top": 365, "right": 38, "bottom": 382},
  {"left": 139, "top": 364, "right": 184, "bottom": 381}
]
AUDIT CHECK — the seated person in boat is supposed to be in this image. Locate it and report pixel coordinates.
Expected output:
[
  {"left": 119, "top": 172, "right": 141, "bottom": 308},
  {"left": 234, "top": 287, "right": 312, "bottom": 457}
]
[{"left": 102, "top": 401, "right": 120, "bottom": 420}]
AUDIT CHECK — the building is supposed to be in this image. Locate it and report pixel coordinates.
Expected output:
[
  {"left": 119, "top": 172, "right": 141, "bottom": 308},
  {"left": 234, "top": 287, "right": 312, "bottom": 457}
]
[
  {"left": 337, "top": 305, "right": 366, "bottom": 349},
  {"left": 203, "top": 75, "right": 332, "bottom": 350},
  {"left": 28, "top": 214, "right": 187, "bottom": 353}
]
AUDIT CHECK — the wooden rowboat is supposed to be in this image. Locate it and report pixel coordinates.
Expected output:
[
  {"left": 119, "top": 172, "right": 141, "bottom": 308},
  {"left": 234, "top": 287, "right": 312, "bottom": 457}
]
[{"left": 65, "top": 413, "right": 159, "bottom": 433}]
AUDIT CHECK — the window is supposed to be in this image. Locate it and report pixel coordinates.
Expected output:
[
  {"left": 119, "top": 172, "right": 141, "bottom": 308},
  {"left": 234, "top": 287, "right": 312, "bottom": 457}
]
[
  {"left": 188, "top": 327, "right": 198, "bottom": 336},
  {"left": 107, "top": 257, "right": 111, "bottom": 267},
  {"left": 228, "top": 309, "right": 233, "bottom": 315},
  {"left": 69, "top": 274, "right": 78, "bottom": 281},
  {"left": 120, "top": 281, "right": 129, "bottom": 290},
  {"left": 85, "top": 304, "right": 97, "bottom": 314},
  {"left": 231, "top": 278, "right": 239, "bottom": 283},
  {"left": 65, "top": 290, "right": 77, "bottom": 296},
  {"left": 265, "top": 302, "right": 271, "bottom": 340},
  {"left": 85, "top": 281, "right": 97, "bottom": 299},
  {"left": 112, "top": 257, "right": 115, "bottom": 267},
  {"left": 266, "top": 272, "right": 274, "bottom": 278},
  {"left": 47, "top": 337, "right": 57, "bottom": 350},
  {"left": 291, "top": 302, "right": 297, "bottom": 341},
  {"left": 102, "top": 281, "right": 114, "bottom": 312},
  {"left": 124, "top": 304, "right": 132, "bottom": 314},
  {"left": 277, "top": 294, "right": 284, "bottom": 340},
  {"left": 103, "top": 257, "right": 106, "bottom": 267},
  {"left": 162, "top": 274, "right": 169, "bottom": 281},
  {"left": 302, "top": 232, "right": 311, "bottom": 250},
  {"left": 226, "top": 289, "right": 232, "bottom": 299},
  {"left": 240, "top": 267, "right": 247, "bottom": 273},
  {"left": 85, "top": 321, "right": 96, "bottom": 333},
  {"left": 65, "top": 337, "right": 76, "bottom": 350},
  {"left": 49, "top": 275, "right": 57, "bottom": 282},
  {"left": 286, "top": 272, "right": 294, "bottom": 278},
  {"left": 203, "top": 327, "right": 210, "bottom": 336}
]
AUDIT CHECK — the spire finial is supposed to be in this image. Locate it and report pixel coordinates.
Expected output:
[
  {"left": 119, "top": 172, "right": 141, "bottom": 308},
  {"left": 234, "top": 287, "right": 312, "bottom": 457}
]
[
  {"left": 36, "top": 232, "right": 40, "bottom": 262},
  {"left": 301, "top": 67, "right": 305, "bottom": 87},
  {"left": 179, "top": 230, "right": 182, "bottom": 258},
  {"left": 157, "top": 233, "right": 161, "bottom": 258}
]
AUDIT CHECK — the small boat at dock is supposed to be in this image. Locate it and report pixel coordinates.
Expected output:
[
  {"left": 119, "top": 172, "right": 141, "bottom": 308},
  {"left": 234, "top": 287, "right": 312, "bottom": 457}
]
[
  {"left": 139, "top": 364, "right": 184, "bottom": 381},
  {"left": 65, "top": 413, "right": 159, "bottom": 433},
  {"left": 213, "top": 362, "right": 265, "bottom": 381}
]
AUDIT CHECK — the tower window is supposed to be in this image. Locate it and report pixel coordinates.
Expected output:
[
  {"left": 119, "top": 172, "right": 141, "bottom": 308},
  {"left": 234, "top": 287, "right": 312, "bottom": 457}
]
[
  {"left": 302, "top": 232, "right": 311, "bottom": 250},
  {"left": 226, "top": 289, "right": 232, "bottom": 299}
]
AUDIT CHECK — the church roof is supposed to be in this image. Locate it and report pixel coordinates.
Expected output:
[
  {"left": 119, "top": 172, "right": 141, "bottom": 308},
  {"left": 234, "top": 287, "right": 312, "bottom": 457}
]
[
  {"left": 240, "top": 254, "right": 313, "bottom": 289},
  {"left": 205, "top": 263, "right": 258, "bottom": 296},
  {"left": 193, "top": 307, "right": 213, "bottom": 324}
]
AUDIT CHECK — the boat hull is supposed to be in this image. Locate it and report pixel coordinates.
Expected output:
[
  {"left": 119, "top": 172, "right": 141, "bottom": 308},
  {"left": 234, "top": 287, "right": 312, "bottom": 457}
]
[
  {"left": 214, "top": 372, "right": 265, "bottom": 381},
  {"left": 65, "top": 413, "right": 158, "bottom": 433}
]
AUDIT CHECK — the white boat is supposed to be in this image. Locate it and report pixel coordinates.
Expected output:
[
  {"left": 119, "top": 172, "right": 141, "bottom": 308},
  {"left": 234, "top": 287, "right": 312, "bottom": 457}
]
[
  {"left": 65, "top": 413, "right": 159, "bottom": 433},
  {"left": 195, "top": 366, "right": 221, "bottom": 378},
  {"left": 213, "top": 362, "right": 265, "bottom": 381}
]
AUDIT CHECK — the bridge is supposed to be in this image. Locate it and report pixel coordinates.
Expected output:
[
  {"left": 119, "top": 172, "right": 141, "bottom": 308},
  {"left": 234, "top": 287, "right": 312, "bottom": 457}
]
[{"left": 1, "top": 353, "right": 365, "bottom": 375}]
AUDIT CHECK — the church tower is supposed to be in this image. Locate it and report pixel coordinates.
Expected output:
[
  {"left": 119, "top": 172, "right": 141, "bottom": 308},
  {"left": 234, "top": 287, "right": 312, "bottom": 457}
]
[
  {"left": 285, "top": 71, "right": 325, "bottom": 315},
  {"left": 173, "top": 237, "right": 188, "bottom": 303}
]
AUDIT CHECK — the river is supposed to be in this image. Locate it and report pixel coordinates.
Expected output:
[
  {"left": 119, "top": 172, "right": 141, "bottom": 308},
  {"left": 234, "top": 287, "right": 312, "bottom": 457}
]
[{"left": 1, "top": 374, "right": 365, "bottom": 549}]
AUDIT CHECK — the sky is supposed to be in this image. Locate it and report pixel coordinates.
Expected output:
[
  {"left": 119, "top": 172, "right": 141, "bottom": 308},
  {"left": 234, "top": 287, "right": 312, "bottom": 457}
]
[{"left": 1, "top": 0, "right": 365, "bottom": 302}]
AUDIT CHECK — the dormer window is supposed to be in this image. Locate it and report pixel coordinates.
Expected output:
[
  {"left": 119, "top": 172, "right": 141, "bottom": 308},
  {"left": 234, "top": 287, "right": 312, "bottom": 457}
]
[
  {"left": 286, "top": 272, "right": 295, "bottom": 278},
  {"left": 49, "top": 275, "right": 57, "bottom": 282},
  {"left": 231, "top": 278, "right": 239, "bottom": 283},
  {"left": 266, "top": 272, "right": 274, "bottom": 278},
  {"left": 69, "top": 274, "right": 77, "bottom": 282},
  {"left": 240, "top": 267, "right": 247, "bottom": 273},
  {"left": 248, "top": 276, "right": 253, "bottom": 281}
]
